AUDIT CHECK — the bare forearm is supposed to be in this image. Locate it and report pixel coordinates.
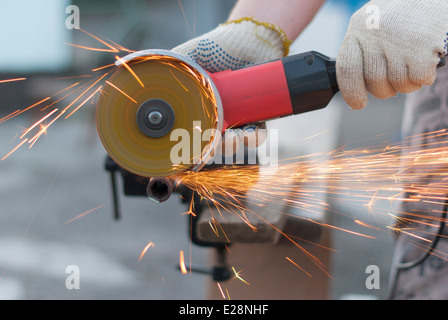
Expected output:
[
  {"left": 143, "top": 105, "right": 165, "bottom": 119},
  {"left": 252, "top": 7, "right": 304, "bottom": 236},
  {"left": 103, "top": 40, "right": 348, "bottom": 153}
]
[{"left": 228, "top": 0, "right": 326, "bottom": 41}]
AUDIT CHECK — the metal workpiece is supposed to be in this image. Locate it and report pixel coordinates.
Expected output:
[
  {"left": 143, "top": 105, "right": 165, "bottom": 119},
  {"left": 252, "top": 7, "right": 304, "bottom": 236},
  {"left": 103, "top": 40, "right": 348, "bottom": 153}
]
[{"left": 146, "top": 176, "right": 175, "bottom": 203}]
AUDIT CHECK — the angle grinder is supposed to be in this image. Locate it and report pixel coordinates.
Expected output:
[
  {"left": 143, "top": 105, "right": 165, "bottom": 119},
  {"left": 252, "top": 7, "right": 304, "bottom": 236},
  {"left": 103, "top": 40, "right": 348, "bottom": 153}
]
[{"left": 96, "top": 49, "right": 339, "bottom": 180}]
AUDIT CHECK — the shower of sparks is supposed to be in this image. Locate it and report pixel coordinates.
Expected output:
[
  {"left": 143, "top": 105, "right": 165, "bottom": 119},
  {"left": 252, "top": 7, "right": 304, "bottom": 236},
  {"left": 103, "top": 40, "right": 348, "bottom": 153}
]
[
  {"left": 0, "top": 29, "right": 133, "bottom": 160},
  {"left": 64, "top": 85, "right": 103, "bottom": 119},
  {"left": 175, "top": 129, "right": 448, "bottom": 270},
  {"left": 138, "top": 242, "right": 155, "bottom": 262},
  {"left": 19, "top": 109, "right": 59, "bottom": 139},
  {"left": 0, "top": 97, "right": 51, "bottom": 125},
  {"left": 65, "top": 29, "right": 121, "bottom": 53}
]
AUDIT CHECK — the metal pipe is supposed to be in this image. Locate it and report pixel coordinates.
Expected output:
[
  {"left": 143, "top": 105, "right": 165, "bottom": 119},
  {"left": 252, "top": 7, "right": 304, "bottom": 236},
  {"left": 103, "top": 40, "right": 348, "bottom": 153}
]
[{"left": 146, "top": 177, "right": 174, "bottom": 203}]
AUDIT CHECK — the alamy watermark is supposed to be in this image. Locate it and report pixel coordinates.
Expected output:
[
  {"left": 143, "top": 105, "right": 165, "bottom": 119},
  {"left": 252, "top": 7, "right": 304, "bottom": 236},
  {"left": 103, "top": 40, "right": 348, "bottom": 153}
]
[
  {"left": 365, "top": 265, "right": 380, "bottom": 290},
  {"left": 365, "top": 5, "right": 380, "bottom": 30},
  {"left": 65, "top": 265, "right": 80, "bottom": 290},
  {"left": 170, "top": 121, "right": 278, "bottom": 167},
  {"left": 66, "top": 5, "right": 80, "bottom": 30}
]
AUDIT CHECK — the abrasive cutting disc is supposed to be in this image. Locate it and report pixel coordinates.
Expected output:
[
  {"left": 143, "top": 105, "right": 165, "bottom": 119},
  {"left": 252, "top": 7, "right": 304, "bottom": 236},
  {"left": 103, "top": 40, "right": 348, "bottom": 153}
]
[{"left": 96, "top": 50, "right": 222, "bottom": 177}]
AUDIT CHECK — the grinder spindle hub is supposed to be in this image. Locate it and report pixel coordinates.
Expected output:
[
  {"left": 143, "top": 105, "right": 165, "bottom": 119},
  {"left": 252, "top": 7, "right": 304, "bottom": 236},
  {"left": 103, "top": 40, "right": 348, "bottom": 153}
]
[
  {"left": 136, "top": 99, "right": 175, "bottom": 138},
  {"left": 96, "top": 50, "right": 223, "bottom": 178},
  {"left": 148, "top": 111, "right": 163, "bottom": 125}
]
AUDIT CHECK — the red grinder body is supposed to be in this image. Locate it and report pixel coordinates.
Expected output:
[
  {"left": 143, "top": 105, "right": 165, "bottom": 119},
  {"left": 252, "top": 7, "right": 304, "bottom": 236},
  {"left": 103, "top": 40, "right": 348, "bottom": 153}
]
[{"left": 209, "top": 51, "right": 339, "bottom": 130}]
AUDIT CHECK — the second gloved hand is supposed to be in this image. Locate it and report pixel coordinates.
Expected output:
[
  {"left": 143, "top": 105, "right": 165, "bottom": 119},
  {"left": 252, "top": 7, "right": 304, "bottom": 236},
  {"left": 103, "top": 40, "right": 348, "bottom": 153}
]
[{"left": 337, "top": 0, "right": 448, "bottom": 110}]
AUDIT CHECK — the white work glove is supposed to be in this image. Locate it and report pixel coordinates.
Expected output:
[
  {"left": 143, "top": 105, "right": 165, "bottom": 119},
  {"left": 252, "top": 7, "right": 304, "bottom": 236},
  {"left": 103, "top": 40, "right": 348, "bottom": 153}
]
[
  {"left": 172, "top": 18, "right": 290, "bottom": 155},
  {"left": 337, "top": 0, "right": 448, "bottom": 110}
]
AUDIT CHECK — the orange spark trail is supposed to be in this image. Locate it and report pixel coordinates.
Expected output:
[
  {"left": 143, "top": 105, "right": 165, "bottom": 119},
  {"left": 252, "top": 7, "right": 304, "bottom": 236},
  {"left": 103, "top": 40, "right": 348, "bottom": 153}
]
[
  {"left": 177, "top": 0, "right": 193, "bottom": 37},
  {"left": 179, "top": 250, "right": 188, "bottom": 274},
  {"left": 20, "top": 109, "right": 59, "bottom": 139},
  {"left": 182, "top": 196, "right": 197, "bottom": 217},
  {"left": 78, "top": 29, "right": 120, "bottom": 53},
  {"left": 105, "top": 80, "right": 137, "bottom": 103},
  {"left": 138, "top": 242, "right": 155, "bottom": 262},
  {"left": 62, "top": 73, "right": 107, "bottom": 115},
  {"left": 28, "top": 111, "right": 64, "bottom": 146},
  {"left": 1, "top": 139, "right": 28, "bottom": 161},
  {"left": 217, "top": 283, "right": 226, "bottom": 299},
  {"left": 64, "top": 43, "right": 118, "bottom": 53},
  {"left": 285, "top": 257, "right": 313, "bottom": 278},
  {"left": 27, "top": 126, "right": 47, "bottom": 149},
  {"left": 232, "top": 267, "right": 250, "bottom": 285},
  {"left": 115, "top": 55, "right": 145, "bottom": 88},
  {"left": 169, "top": 69, "right": 189, "bottom": 92},
  {"left": 16, "top": 96, "right": 51, "bottom": 114},
  {"left": 106, "top": 38, "right": 135, "bottom": 53},
  {"left": 354, "top": 219, "right": 382, "bottom": 231},
  {"left": 51, "top": 82, "right": 80, "bottom": 96},
  {"left": 40, "top": 83, "right": 82, "bottom": 111},
  {"left": 317, "top": 222, "right": 377, "bottom": 239},
  {"left": 64, "top": 85, "right": 103, "bottom": 119},
  {"left": 64, "top": 29, "right": 134, "bottom": 56},
  {"left": 0, "top": 78, "right": 26, "bottom": 84},
  {"left": 55, "top": 75, "right": 91, "bottom": 80},
  {"left": 0, "top": 97, "right": 51, "bottom": 124},
  {"left": 64, "top": 204, "right": 106, "bottom": 225},
  {"left": 0, "top": 110, "right": 21, "bottom": 124},
  {"left": 92, "top": 64, "right": 115, "bottom": 72}
]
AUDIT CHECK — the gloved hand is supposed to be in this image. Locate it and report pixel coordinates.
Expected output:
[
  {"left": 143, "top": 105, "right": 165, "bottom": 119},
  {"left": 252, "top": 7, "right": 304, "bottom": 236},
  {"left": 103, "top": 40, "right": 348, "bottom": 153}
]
[
  {"left": 172, "top": 17, "right": 290, "bottom": 155},
  {"left": 337, "top": 0, "right": 448, "bottom": 110}
]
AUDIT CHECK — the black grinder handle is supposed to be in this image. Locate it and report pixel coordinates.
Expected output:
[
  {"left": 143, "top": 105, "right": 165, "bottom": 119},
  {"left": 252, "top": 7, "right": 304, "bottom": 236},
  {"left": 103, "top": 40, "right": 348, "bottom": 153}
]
[
  {"left": 281, "top": 51, "right": 447, "bottom": 117},
  {"left": 281, "top": 51, "right": 338, "bottom": 116}
]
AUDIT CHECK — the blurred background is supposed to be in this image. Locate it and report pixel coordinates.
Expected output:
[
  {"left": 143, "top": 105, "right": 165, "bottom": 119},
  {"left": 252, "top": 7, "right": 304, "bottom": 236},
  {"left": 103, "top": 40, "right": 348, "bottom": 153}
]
[{"left": 0, "top": 0, "right": 402, "bottom": 299}]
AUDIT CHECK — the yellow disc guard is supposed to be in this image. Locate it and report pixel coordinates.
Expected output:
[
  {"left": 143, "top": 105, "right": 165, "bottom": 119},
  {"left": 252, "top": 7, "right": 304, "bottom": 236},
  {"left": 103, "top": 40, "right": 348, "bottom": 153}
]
[{"left": 96, "top": 53, "right": 220, "bottom": 177}]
